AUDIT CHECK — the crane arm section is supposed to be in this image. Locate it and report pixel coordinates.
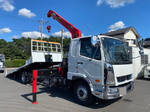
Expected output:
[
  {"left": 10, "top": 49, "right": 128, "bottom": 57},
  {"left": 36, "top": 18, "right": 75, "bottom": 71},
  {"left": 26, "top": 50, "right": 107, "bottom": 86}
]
[{"left": 47, "top": 10, "right": 82, "bottom": 39}]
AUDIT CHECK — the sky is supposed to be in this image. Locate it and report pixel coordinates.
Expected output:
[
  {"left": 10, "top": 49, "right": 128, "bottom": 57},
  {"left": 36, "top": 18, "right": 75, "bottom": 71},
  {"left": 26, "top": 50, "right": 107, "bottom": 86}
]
[{"left": 0, "top": 0, "right": 150, "bottom": 41}]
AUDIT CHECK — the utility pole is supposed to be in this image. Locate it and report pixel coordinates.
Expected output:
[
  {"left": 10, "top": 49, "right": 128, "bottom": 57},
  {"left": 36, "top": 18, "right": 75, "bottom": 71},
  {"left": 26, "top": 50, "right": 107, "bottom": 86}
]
[
  {"left": 38, "top": 19, "right": 49, "bottom": 40},
  {"left": 61, "top": 29, "right": 65, "bottom": 56}
]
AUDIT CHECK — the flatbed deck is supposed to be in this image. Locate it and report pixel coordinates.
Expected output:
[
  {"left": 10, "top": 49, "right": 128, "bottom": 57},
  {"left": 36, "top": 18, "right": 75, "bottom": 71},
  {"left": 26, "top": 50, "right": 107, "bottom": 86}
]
[
  {"left": 6, "top": 62, "right": 60, "bottom": 78},
  {"left": 7, "top": 39, "right": 63, "bottom": 79}
]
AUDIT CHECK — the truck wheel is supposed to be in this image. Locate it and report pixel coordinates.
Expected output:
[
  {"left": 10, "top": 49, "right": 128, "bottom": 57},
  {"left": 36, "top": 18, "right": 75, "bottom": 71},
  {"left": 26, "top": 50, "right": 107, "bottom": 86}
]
[
  {"left": 74, "top": 81, "right": 95, "bottom": 106},
  {"left": 0, "top": 70, "right": 4, "bottom": 73},
  {"left": 21, "top": 72, "right": 27, "bottom": 84}
]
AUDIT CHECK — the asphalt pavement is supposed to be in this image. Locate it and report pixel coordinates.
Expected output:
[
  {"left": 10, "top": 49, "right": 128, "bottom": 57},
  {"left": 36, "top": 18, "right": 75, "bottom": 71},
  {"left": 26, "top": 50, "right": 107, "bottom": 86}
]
[{"left": 0, "top": 68, "right": 150, "bottom": 112}]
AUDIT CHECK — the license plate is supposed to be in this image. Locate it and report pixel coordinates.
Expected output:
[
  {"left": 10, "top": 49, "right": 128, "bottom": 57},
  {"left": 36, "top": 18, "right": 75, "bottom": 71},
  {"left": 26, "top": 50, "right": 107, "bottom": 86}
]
[{"left": 119, "top": 87, "right": 127, "bottom": 96}]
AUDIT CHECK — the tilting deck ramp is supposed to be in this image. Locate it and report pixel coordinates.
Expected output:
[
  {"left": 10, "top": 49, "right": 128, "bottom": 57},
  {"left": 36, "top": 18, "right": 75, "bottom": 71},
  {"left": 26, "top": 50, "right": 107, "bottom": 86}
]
[{"left": 7, "top": 39, "right": 62, "bottom": 78}]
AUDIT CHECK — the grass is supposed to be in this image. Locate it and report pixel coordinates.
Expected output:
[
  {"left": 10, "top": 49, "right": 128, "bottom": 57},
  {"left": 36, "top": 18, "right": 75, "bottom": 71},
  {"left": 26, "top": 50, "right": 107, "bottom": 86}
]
[{"left": 5, "top": 59, "right": 26, "bottom": 68}]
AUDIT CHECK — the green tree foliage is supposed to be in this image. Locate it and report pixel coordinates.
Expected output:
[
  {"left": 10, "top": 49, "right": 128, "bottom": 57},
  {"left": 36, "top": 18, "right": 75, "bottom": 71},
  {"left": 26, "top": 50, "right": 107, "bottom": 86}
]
[
  {"left": 0, "top": 36, "right": 71, "bottom": 60},
  {"left": 46, "top": 36, "right": 71, "bottom": 55}
]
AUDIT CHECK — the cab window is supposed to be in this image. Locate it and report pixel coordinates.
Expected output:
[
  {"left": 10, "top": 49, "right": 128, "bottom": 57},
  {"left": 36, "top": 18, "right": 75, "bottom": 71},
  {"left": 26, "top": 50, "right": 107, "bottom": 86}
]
[{"left": 80, "top": 37, "right": 101, "bottom": 60}]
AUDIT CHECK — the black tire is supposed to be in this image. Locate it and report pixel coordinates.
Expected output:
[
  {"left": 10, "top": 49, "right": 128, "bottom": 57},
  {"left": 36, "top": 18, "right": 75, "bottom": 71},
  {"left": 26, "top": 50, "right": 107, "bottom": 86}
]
[
  {"left": 21, "top": 72, "right": 28, "bottom": 84},
  {"left": 0, "top": 70, "right": 4, "bottom": 73},
  {"left": 73, "top": 81, "right": 95, "bottom": 106}
]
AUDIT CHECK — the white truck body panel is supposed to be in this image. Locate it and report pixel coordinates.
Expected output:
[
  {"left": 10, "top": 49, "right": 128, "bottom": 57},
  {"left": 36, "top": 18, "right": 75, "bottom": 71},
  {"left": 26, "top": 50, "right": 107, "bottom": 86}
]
[
  {"left": 143, "top": 48, "right": 150, "bottom": 78},
  {"left": 132, "top": 47, "right": 150, "bottom": 79},
  {"left": 113, "top": 64, "right": 133, "bottom": 86},
  {"left": 68, "top": 35, "right": 134, "bottom": 100},
  {"left": 32, "top": 52, "right": 45, "bottom": 63},
  {"left": 132, "top": 47, "right": 143, "bottom": 79},
  {"left": 113, "top": 64, "right": 133, "bottom": 77},
  {"left": 31, "top": 52, "right": 62, "bottom": 63},
  {"left": 31, "top": 40, "right": 62, "bottom": 63},
  {"left": 144, "top": 48, "right": 150, "bottom": 63}
]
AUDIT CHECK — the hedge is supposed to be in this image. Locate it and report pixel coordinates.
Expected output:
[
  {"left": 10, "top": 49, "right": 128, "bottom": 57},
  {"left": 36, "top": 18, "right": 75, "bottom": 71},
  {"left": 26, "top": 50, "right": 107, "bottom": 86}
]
[{"left": 5, "top": 59, "right": 26, "bottom": 68}]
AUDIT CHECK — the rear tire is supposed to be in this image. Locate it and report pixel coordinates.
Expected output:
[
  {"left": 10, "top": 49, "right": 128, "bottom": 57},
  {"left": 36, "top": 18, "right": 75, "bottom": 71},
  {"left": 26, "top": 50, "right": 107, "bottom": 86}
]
[
  {"left": 21, "top": 72, "right": 28, "bottom": 84},
  {"left": 73, "top": 81, "right": 95, "bottom": 106}
]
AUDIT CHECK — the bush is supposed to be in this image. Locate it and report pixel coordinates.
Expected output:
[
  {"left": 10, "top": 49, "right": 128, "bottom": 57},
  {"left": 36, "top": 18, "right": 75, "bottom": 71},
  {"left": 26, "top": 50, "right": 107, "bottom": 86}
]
[{"left": 5, "top": 59, "right": 26, "bottom": 68}]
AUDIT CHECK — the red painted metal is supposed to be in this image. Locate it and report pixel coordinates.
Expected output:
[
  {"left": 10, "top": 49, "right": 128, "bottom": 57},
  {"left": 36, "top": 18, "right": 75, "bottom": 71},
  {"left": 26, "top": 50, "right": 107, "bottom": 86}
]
[
  {"left": 58, "top": 67, "right": 64, "bottom": 76},
  {"left": 47, "top": 10, "right": 82, "bottom": 39},
  {"left": 47, "top": 25, "right": 51, "bottom": 33},
  {"left": 33, "top": 101, "right": 38, "bottom": 104},
  {"left": 33, "top": 70, "right": 38, "bottom": 104}
]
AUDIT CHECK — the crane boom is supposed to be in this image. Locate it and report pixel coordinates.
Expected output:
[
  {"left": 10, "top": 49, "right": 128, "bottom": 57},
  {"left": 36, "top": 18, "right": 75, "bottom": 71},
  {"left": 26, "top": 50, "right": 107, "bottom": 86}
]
[{"left": 47, "top": 10, "right": 82, "bottom": 39}]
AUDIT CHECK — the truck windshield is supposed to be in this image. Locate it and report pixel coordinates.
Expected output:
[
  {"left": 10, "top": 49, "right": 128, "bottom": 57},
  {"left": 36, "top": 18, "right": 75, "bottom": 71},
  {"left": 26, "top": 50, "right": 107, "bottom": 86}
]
[{"left": 102, "top": 37, "right": 132, "bottom": 65}]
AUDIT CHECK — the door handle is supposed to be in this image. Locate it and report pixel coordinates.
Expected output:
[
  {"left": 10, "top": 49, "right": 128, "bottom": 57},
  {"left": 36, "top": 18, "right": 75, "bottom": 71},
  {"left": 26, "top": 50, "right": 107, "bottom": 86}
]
[{"left": 77, "top": 62, "right": 83, "bottom": 64}]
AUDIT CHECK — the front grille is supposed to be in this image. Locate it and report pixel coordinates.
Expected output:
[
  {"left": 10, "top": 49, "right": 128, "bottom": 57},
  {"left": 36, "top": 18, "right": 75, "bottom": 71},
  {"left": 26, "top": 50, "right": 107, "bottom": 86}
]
[{"left": 117, "top": 74, "right": 132, "bottom": 83}]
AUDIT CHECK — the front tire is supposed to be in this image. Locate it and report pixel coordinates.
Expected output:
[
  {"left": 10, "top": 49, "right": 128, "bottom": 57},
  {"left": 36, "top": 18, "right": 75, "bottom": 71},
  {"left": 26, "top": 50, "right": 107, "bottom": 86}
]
[{"left": 74, "top": 81, "right": 95, "bottom": 106}]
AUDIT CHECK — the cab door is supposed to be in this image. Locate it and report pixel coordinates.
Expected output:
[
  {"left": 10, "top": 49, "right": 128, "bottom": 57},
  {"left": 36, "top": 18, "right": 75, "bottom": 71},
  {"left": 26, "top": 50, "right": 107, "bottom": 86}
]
[{"left": 77, "top": 37, "right": 103, "bottom": 85}]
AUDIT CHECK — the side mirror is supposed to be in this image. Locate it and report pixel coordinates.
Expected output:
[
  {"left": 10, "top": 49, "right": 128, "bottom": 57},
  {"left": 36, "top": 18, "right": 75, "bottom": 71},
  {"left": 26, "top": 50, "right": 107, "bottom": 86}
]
[
  {"left": 138, "top": 39, "right": 144, "bottom": 56},
  {"left": 138, "top": 39, "right": 144, "bottom": 47},
  {"left": 139, "top": 45, "right": 144, "bottom": 55},
  {"left": 139, "top": 49, "right": 144, "bottom": 56},
  {"left": 91, "top": 36, "right": 99, "bottom": 46}
]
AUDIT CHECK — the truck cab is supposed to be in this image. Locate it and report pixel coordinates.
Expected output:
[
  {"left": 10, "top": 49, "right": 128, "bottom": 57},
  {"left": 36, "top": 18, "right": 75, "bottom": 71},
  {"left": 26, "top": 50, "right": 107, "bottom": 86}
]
[{"left": 68, "top": 35, "right": 134, "bottom": 103}]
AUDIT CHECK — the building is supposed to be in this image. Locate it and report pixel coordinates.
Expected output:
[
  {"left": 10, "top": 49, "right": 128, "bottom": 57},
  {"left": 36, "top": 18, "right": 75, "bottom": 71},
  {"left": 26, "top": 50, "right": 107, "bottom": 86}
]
[{"left": 103, "top": 27, "right": 141, "bottom": 47}]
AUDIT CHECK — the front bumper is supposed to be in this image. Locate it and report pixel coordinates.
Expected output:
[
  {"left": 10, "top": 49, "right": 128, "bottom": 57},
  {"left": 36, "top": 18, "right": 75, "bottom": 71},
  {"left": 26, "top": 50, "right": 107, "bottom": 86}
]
[
  {"left": 92, "top": 81, "right": 134, "bottom": 100},
  {"left": 144, "top": 70, "right": 150, "bottom": 79},
  {"left": 144, "top": 74, "right": 150, "bottom": 79}
]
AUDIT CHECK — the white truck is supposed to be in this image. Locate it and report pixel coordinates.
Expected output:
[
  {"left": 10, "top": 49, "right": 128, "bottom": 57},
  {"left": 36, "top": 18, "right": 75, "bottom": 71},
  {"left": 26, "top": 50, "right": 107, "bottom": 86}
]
[
  {"left": 140, "top": 48, "right": 150, "bottom": 79},
  {"left": 7, "top": 35, "right": 134, "bottom": 105},
  {"left": 0, "top": 54, "right": 5, "bottom": 73},
  {"left": 7, "top": 10, "right": 135, "bottom": 105},
  {"left": 130, "top": 45, "right": 150, "bottom": 79},
  {"left": 143, "top": 63, "right": 150, "bottom": 79},
  {"left": 67, "top": 35, "right": 134, "bottom": 105}
]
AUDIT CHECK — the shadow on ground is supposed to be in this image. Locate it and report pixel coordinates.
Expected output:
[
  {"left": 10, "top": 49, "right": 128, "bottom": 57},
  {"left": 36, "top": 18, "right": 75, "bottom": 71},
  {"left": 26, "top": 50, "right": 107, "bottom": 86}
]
[
  {"left": 136, "top": 77, "right": 150, "bottom": 81},
  {"left": 21, "top": 86, "right": 120, "bottom": 109},
  {"left": 7, "top": 74, "right": 120, "bottom": 108}
]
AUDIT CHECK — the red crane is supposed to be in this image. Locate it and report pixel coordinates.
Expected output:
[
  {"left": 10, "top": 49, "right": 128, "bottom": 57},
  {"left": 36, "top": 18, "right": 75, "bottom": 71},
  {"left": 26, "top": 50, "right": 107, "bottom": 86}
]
[{"left": 47, "top": 10, "right": 82, "bottom": 39}]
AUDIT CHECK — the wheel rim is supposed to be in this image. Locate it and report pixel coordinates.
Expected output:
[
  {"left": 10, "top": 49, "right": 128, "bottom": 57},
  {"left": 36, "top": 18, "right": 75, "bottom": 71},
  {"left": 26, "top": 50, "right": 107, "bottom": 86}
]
[
  {"left": 77, "top": 86, "right": 88, "bottom": 101},
  {"left": 21, "top": 73, "right": 26, "bottom": 83}
]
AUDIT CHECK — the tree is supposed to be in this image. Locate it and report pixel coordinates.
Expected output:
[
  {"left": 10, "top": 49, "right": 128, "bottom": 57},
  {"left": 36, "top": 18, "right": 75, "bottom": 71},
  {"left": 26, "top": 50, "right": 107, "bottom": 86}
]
[{"left": 0, "top": 36, "right": 71, "bottom": 60}]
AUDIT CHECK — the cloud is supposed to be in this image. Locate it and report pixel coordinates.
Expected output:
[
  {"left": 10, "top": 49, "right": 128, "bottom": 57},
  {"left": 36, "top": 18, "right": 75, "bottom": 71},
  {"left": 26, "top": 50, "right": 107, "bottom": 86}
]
[
  {"left": 97, "top": 0, "right": 135, "bottom": 8},
  {"left": 12, "top": 35, "right": 19, "bottom": 39},
  {"left": 0, "top": 0, "right": 15, "bottom": 11},
  {"left": 21, "top": 31, "right": 48, "bottom": 38},
  {"left": 52, "top": 31, "right": 71, "bottom": 38},
  {"left": 97, "top": 0, "right": 104, "bottom": 5},
  {"left": 0, "top": 27, "right": 12, "bottom": 34},
  {"left": 109, "top": 21, "right": 125, "bottom": 31},
  {"left": 18, "top": 8, "right": 36, "bottom": 18}
]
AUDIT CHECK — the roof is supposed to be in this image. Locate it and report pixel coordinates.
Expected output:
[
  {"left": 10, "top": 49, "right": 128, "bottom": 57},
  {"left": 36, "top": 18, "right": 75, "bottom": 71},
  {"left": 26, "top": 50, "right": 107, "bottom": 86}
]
[{"left": 103, "top": 27, "right": 141, "bottom": 39}]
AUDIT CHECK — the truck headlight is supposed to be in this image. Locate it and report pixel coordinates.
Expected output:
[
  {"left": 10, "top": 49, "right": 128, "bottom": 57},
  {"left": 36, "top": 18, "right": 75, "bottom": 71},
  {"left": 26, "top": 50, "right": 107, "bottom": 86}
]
[
  {"left": 107, "top": 87, "right": 118, "bottom": 94},
  {"left": 104, "top": 63, "right": 115, "bottom": 85}
]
